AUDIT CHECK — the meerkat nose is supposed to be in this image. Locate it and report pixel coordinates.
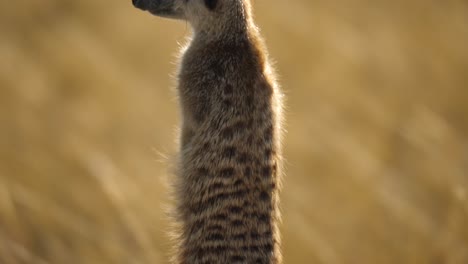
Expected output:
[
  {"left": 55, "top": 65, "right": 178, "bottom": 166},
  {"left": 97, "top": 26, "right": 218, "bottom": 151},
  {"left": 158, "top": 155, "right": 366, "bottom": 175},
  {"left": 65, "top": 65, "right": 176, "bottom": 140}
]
[{"left": 132, "top": 0, "right": 146, "bottom": 10}]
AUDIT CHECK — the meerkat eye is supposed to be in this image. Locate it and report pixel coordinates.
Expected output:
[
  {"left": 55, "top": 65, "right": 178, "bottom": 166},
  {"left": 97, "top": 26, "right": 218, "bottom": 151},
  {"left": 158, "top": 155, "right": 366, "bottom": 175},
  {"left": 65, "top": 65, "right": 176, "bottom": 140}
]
[{"left": 204, "top": 0, "right": 218, "bottom": 10}]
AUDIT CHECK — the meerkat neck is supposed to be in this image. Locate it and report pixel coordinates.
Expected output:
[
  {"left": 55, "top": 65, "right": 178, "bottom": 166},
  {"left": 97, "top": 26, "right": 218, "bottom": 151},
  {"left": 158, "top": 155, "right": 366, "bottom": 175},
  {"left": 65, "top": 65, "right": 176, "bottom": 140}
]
[{"left": 190, "top": 1, "right": 254, "bottom": 42}]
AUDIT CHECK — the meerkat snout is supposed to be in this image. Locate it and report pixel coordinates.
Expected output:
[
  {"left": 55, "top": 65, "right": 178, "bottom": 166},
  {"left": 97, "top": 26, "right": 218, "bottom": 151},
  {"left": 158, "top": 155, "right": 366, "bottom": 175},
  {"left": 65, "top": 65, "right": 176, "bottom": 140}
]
[
  {"left": 132, "top": 0, "right": 186, "bottom": 19},
  {"left": 132, "top": 0, "right": 147, "bottom": 10},
  {"left": 132, "top": 0, "right": 223, "bottom": 21}
]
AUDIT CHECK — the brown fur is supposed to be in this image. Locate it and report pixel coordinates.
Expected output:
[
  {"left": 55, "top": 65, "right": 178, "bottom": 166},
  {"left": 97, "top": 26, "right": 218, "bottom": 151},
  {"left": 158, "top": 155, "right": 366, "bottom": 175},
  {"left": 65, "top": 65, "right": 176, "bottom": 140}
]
[{"left": 133, "top": 0, "right": 284, "bottom": 263}]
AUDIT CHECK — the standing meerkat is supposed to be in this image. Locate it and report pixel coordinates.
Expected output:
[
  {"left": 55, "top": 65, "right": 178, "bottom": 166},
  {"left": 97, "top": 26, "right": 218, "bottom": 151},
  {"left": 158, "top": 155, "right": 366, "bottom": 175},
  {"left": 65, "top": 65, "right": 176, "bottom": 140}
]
[{"left": 133, "top": 0, "right": 284, "bottom": 263}]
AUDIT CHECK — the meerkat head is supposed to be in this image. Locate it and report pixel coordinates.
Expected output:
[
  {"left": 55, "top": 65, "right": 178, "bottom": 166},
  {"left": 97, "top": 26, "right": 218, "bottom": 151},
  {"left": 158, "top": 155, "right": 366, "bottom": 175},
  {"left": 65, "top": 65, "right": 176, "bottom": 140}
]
[{"left": 133, "top": 0, "right": 253, "bottom": 35}]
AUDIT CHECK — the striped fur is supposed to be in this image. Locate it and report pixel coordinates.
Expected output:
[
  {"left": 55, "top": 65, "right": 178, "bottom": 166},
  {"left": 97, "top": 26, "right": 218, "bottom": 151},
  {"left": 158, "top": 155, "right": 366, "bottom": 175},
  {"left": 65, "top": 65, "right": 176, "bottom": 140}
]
[{"left": 133, "top": 0, "right": 284, "bottom": 263}]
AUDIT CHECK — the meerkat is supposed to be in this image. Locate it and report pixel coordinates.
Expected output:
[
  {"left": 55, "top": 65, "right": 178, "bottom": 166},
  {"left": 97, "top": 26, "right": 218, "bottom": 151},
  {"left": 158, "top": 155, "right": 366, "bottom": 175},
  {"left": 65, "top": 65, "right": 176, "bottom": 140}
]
[{"left": 133, "top": 0, "right": 284, "bottom": 263}]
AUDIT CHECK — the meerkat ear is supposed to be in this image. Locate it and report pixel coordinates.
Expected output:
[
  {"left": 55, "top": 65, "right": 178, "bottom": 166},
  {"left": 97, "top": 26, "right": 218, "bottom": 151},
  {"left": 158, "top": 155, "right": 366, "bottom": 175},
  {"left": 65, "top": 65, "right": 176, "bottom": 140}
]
[{"left": 204, "top": 0, "right": 218, "bottom": 10}]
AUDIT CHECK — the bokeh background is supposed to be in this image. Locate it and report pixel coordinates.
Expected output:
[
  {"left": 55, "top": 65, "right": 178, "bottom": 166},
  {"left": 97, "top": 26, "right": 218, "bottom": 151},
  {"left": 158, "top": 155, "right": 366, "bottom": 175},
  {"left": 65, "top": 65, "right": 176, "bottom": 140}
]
[{"left": 1, "top": 0, "right": 468, "bottom": 263}]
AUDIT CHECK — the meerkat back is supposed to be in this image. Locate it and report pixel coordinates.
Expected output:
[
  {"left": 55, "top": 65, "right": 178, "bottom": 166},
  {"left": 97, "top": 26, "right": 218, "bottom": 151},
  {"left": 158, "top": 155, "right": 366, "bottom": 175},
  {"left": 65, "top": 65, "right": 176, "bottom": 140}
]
[{"left": 132, "top": 0, "right": 283, "bottom": 263}]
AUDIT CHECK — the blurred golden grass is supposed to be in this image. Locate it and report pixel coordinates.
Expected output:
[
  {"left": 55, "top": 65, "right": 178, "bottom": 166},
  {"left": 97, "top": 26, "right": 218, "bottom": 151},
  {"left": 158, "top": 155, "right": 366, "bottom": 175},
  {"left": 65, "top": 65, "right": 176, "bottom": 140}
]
[{"left": 1, "top": 0, "right": 468, "bottom": 263}]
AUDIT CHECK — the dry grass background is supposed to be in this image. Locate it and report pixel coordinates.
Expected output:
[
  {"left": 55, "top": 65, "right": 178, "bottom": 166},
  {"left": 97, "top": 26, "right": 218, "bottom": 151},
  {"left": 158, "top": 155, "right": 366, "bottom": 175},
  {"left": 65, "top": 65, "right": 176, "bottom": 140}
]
[{"left": 1, "top": 0, "right": 468, "bottom": 263}]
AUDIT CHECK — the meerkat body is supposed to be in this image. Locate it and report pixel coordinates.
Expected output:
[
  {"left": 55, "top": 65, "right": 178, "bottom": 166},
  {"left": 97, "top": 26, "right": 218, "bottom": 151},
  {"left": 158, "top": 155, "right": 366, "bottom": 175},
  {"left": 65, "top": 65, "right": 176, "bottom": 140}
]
[{"left": 133, "top": 0, "right": 283, "bottom": 263}]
